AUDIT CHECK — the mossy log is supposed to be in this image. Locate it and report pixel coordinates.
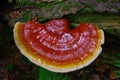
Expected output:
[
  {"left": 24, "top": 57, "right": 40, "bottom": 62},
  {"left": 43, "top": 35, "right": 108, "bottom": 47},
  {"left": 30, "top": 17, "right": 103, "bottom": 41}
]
[
  {"left": 6, "top": 0, "right": 120, "bottom": 35},
  {"left": 9, "top": 0, "right": 120, "bottom": 19}
]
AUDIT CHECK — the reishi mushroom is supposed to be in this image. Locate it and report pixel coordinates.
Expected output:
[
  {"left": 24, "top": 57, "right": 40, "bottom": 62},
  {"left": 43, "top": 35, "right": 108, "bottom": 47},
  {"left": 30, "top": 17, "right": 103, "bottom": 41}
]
[{"left": 13, "top": 18, "right": 104, "bottom": 73}]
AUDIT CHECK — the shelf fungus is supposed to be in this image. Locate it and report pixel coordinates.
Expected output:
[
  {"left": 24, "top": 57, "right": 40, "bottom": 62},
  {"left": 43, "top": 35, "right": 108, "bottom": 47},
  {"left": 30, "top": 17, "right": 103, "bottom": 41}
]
[{"left": 13, "top": 18, "right": 104, "bottom": 73}]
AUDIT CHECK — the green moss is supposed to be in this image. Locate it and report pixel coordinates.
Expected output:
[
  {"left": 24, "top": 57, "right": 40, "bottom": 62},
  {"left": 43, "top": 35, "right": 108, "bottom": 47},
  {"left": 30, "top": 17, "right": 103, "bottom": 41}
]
[
  {"left": 18, "top": 10, "right": 34, "bottom": 22},
  {"left": 16, "top": 0, "right": 29, "bottom": 8},
  {"left": 82, "top": 3, "right": 95, "bottom": 12}
]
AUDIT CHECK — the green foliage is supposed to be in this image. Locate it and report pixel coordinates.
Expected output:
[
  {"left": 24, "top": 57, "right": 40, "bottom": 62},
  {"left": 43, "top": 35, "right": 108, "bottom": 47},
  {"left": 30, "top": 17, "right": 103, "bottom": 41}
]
[
  {"left": 115, "top": 71, "right": 120, "bottom": 78},
  {"left": 16, "top": 0, "right": 29, "bottom": 8},
  {"left": 100, "top": 48, "right": 120, "bottom": 79},
  {"left": 82, "top": 3, "right": 95, "bottom": 12},
  {"left": 39, "top": 67, "right": 69, "bottom": 80},
  {"left": 114, "top": 54, "right": 120, "bottom": 79},
  {"left": 19, "top": 10, "right": 34, "bottom": 22}
]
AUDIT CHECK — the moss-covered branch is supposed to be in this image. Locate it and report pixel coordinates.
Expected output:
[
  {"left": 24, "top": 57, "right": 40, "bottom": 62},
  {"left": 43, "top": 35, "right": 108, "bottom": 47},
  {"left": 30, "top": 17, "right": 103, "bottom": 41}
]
[{"left": 7, "top": 0, "right": 120, "bottom": 24}]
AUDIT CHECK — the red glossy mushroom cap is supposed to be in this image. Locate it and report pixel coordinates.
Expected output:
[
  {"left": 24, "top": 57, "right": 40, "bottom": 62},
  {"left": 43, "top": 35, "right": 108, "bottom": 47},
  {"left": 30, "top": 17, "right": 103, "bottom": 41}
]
[{"left": 13, "top": 18, "right": 104, "bottom": 73}]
